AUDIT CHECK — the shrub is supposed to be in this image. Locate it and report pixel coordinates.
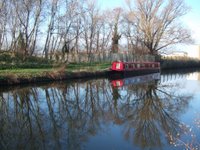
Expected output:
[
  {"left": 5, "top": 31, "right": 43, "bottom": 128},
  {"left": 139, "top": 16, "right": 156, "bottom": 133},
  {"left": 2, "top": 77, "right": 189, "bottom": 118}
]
[
  {"left": 6, "top": 73, "right": 19, "bottom": 84},
  {"left": 161, "top": 57, "right": 200, "bottom": 69},
  {"left": 0, "top": 51, "right": 55, "bottom": 69},
  {"left": 46, "top": 65, "right": 66, "bottom": 79},
  {"left": 0, "top": 52, "right": 12, "bottom": 62}
]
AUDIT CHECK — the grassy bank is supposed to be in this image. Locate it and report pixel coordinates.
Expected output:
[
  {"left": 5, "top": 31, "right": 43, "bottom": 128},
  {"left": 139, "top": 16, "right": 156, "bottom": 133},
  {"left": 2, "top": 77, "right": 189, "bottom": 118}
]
[
  {"left": 0, "top": 51, "right": 110, "bottom": 73},
  {"left": 0, "top": 63, "right": 111, "bottom": 85},
  {"left": 0, "top": 63, "right": 110, "bottom": 78},
  {"left": 1, "top": 52, "right": 200, "bottom": 85},
  {"left": 0, "top": 52, "right": 111, "bottom": 85}
]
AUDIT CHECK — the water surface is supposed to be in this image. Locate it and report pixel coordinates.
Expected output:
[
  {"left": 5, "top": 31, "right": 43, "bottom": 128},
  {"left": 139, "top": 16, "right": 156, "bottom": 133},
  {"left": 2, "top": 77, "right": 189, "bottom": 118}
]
[{"left": 1, "top": 70, "right": 200, "bottom": 150}]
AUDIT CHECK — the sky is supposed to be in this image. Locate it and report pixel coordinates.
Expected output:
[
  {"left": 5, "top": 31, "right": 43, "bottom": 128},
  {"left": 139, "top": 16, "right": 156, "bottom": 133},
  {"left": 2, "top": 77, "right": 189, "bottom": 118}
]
[
  {"left": 99, "top": 0, "right": 200, "bottom": 53},
  {"left": 183, "top": 0, "right": 200, "bottom": 44}
]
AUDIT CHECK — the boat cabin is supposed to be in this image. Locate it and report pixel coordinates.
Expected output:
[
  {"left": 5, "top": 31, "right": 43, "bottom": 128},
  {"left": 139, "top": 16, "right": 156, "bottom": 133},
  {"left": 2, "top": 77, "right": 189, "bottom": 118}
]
[{"left": 111, "top": 61, "right": 160, "bottom": 71}]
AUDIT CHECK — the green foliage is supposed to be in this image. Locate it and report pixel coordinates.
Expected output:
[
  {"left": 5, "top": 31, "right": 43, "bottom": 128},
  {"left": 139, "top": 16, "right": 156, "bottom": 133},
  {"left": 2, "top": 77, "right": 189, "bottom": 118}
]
[
  {"left": 0, "top": 63, "right": 54, "bottom": 70},
  {"left": 161, "top": 57, "right": 200, "bottom": 69},
  {"left": 0, "top": 52, "right": 110, "bottom": 72},
  {"left": 0, "top": 68, "right": 53, "bottom": 79},
  {"left": 67, "top": 62, "right": 110, "bottom": 71},
  {"left": 0, "top": 52, "right": 55, "bottom": 69},
  {"left": 0, "top": 53, "right": 12, "bottom": 62},
  {"left": 24, "top": 56, "right": 53, "bottom": 64}
]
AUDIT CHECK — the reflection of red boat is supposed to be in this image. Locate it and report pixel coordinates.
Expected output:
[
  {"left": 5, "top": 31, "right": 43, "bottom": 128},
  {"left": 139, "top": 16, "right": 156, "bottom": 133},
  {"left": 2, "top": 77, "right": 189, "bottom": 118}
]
[
  {"left": 111, "top": 79, "right": 124, "bottom": 87},
  {"left": 111, "top": 73, "right": 160, "bottom": 87}
]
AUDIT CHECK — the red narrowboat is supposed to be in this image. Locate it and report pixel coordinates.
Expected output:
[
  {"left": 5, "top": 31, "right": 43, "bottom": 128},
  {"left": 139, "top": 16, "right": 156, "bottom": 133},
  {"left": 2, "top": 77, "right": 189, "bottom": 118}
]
[
  {"left": 111, "top": 61, "right": 160, "bottom": 71},
  {"left": 110, "top": 61, "right": 160, "bottom": 79}
]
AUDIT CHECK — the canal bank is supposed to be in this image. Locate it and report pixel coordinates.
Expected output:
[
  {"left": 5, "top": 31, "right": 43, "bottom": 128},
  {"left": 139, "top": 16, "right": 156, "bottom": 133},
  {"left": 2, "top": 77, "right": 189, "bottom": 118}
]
[
  {"left": 2, "top": 51, "right": 200, "bottom": 86},
  {"left": 0, "top": 67, "right": 198, "bottom": 86},
  {"left": 1, "top": 58, "right": 200, "bottom": 86},
  {"left": 0, "top": 69, "right": 111, "bottom": 86}
]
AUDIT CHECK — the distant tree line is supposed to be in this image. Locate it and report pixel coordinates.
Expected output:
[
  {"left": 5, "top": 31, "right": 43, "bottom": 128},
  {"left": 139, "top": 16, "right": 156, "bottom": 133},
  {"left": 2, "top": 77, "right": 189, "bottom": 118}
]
[{"left": 0, "top": 0, "right": 192, "bottom": 60}]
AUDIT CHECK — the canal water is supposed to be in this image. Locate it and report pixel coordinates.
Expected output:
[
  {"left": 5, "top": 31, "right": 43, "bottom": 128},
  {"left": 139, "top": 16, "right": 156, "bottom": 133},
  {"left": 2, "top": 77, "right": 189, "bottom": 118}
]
[{"left": 1, "top": 70, "right": 200, "bottom": 150}]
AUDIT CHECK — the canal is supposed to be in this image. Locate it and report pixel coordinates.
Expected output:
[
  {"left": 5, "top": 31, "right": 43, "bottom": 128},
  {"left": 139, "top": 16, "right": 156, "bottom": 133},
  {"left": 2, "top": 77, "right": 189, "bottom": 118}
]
[{"left": 0, "top": 70, "right": 200, "bottom": 150}]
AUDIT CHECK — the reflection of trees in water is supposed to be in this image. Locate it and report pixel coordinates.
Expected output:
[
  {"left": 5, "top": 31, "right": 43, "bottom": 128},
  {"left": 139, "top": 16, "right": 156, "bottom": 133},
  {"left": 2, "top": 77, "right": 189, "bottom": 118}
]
[
  {"left": 0, "top": 88, "right": 46, "bottom": 150},
  {"left": 119, "top": 82, "right": 192, "bottom": 148},
  {"left": 0, "top": 80, "right": 113, "bottom": 150},
  {"left": 0, "top": 78, "right": 193, "bottom": 150}
]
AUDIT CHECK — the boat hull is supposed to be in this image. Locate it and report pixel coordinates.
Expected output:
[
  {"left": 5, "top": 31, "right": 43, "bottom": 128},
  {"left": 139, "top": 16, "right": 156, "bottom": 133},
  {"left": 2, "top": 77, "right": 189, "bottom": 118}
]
[
  {"left": 109, "top": 68, "right": 160, "bottom": 80},
  {"left": 110, "top": 61, "right": 160, "bottom": 79}
]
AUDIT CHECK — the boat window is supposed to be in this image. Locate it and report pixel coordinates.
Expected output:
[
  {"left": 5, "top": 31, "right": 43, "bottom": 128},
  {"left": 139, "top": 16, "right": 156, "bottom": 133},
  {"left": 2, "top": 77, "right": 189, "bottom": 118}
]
[
  {"left": 141, "top": 64, "right": 145, "bottom": 68},
  {"left": 125, "top": 64, "right": 129, "bottom": 69},
  {"left": 116, "top": 63, "right": 121, "bottom": 69},
  {"left": 116, "top": 81, "right": 121, "bottom": 86}
]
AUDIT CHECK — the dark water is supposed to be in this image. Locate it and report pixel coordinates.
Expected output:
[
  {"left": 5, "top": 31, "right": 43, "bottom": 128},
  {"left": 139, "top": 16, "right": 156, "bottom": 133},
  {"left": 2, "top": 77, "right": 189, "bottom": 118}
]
[{"left": 1, "top": 70, "right": 200, "bottom": 150}]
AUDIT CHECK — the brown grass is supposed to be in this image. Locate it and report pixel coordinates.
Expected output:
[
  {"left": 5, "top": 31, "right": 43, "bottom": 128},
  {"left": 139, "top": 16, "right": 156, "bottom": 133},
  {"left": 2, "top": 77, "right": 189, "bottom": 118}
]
[
  {"left": 6, "top": 73, "right": 19, "bottom": 84},
  {"left": 46, "top": 65, "right": 66, "bottom": 80}
]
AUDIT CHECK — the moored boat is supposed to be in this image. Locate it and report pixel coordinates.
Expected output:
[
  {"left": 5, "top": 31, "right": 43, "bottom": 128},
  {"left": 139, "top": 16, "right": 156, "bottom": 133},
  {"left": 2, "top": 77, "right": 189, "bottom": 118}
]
[
  {"left": 111, "top": 61, "right": 160, "bottom": 71},
  {"left": 110, "top": 61, "right": 160, "bottom": 79}
]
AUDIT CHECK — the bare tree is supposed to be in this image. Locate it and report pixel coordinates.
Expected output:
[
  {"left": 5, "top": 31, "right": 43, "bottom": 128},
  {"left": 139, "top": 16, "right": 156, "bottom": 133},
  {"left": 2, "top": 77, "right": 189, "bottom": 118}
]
[
  {"left": 92, "top": 10, "right": 113, "bottom": 53},
  {"left": 13, "top": 0, "right": 43, "bottom": 56},
  {"left": 82, "top": 0, "right": 100, "bottom": 55},
  {"left": 74, "top": 15, "right": 82, "bottom": 53},
  {"left": 58, "top": 0, "right": 83, "bottom": 61},
  {"left": 0, "top": 0, "right": 8, "bottom": 50},
  {"left": 0, "top": 0, "right": 192, "bottom": 62},
  {"left": 111, "top": 8, "right": 122, "bottom": 53},
  {"left": 6, "top": 1, "right": 20, "bottom": 52},
  {"left": 43, "top": 0, "right": 59, "bottom": 59},
  {"left": 124, "top": 0, "right": 192, "bottom": 55}
]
